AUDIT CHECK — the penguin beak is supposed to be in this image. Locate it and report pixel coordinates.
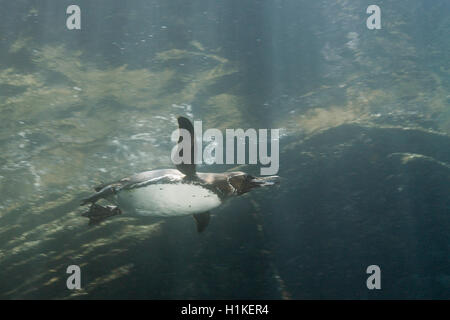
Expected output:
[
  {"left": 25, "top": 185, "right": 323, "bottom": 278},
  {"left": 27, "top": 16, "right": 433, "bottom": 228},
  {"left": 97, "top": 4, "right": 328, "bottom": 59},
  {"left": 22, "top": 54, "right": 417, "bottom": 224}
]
[{"left": 250, "top": 175, "right": 280, "bottom": 187}]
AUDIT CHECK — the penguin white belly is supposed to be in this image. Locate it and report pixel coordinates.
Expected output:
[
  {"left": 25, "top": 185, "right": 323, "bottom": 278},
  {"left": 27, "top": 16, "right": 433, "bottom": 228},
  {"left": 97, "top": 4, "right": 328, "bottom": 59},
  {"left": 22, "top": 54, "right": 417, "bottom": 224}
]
[{"left": 116, "top": 184, "right": 222, "bottom": 217}]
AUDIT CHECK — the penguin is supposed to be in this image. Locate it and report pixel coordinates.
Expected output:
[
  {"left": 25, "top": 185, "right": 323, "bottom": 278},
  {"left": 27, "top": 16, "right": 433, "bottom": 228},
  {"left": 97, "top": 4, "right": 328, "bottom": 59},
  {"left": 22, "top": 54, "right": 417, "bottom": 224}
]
[{"left": 80, "top": 116, "right": 280, "bottom": 232}]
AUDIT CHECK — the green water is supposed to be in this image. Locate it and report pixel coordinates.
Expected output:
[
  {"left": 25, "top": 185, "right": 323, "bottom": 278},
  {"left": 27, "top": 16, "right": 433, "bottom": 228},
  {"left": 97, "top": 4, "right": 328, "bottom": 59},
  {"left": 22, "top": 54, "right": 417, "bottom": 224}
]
[{"left": 0, "top": 0, "right": 449, "bottom": 299}]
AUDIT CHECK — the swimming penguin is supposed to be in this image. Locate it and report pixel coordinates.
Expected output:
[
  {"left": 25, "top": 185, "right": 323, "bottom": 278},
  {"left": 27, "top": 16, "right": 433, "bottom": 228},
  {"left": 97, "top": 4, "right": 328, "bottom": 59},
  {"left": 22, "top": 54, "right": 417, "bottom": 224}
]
[{"left": 80, "top": 116, "right": 280, "bottom": 232}]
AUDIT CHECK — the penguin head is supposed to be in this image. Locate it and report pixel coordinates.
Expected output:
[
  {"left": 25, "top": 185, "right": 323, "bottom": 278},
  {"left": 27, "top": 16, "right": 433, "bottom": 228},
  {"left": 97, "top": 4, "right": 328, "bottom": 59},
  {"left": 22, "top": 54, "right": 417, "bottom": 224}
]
[{"left": 227, "top": 172, "right": 280, "bottom": 195}]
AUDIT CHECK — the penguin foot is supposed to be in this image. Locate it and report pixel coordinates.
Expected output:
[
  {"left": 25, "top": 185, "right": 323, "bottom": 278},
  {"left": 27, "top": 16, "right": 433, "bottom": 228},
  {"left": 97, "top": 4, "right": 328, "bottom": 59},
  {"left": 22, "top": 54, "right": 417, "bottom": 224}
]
[{"left": 81, "top": 203, "right": 122, "bottom": 226}]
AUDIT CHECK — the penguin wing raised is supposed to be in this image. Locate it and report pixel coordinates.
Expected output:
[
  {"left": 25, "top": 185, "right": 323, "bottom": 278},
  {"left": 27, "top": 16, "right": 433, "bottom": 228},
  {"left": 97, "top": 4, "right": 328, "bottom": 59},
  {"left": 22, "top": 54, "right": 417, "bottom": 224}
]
[{"left": 175, "top": 116, "right": 197, "bottom": 178}]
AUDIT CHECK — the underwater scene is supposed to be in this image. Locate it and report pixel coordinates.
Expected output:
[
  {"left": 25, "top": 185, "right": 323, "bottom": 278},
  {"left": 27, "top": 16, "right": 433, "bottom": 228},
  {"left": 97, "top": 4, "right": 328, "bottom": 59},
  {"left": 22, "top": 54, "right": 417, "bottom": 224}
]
[{"left": 0, "top": 0, "right": 449, "bottom": 299}]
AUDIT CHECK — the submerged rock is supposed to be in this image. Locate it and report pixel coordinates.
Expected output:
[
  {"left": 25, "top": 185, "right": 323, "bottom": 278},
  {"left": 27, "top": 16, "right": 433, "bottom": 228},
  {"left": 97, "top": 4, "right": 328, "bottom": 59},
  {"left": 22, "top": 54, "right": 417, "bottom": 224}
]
[{"left": 260, "top": 123, "right": 450, "bottom": 299}]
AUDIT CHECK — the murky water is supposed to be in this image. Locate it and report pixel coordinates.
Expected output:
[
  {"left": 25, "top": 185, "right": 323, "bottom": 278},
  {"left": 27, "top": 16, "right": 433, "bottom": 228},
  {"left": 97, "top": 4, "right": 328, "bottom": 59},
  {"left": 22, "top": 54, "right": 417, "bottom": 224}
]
[{"left": 0, "top": 0, "right": 449, "bottom": 299}]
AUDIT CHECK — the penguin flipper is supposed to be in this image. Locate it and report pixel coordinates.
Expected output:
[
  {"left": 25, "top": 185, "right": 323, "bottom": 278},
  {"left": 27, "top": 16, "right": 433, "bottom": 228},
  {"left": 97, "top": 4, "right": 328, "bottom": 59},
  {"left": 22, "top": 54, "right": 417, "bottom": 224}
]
[
  {"left": 176, "top": 116, "right": 196, "bottom": 178},
  {"left": 193, "top": 212, "right": 211, "bottom": 233}
]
